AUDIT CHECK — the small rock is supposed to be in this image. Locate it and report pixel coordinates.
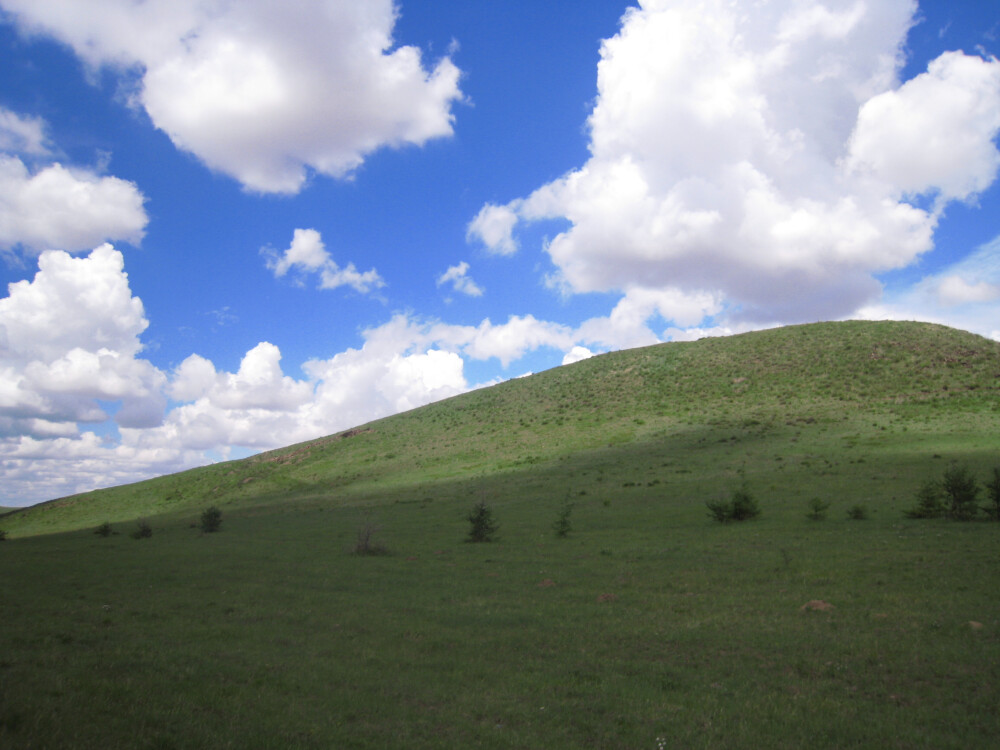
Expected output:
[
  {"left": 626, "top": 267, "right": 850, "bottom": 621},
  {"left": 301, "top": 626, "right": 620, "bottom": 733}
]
[{"left": 800, "top": 600, "right": 834, "bottom": 612}]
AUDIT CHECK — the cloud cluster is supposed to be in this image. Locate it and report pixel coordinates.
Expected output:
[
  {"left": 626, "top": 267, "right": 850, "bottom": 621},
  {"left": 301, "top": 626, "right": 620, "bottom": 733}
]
[
  {"left": 0, "top": 107, "right": 147, "bottom": 256},
  {"left": 858, "top": 233, "right": 1000, "bottom": 341},
  {"left": 470, "top": 0, "right": 1000, "bottom": 327},
  {"left": 1, "top": 0, "right": 463, "bottom": 193},
  {"left": 263, "top": 228, "right": 384, "bottom": 293}
]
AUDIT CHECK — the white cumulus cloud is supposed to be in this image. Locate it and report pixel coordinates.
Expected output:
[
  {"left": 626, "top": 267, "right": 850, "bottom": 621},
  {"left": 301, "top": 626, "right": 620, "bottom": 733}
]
[
  {"left": 847, "top": 50, "right": 1000, "bottom": 202},
  {"left": 0, "top": 0, "right": 464, "bottom": 193},
  {"left": 437, "top": 261, "right": 484, "bottom": 297},
  {"left": 263, "top": 228, "right": 384, "bottom": 293},
  {"left": 467, "top": 202, "right": 520, "bottom": 255},
  {"left": 0, "top": 156, "right": 147, "bottom": 254},
  {"left": 474, "top": 0, "right": 1000, "bottom": 330}
]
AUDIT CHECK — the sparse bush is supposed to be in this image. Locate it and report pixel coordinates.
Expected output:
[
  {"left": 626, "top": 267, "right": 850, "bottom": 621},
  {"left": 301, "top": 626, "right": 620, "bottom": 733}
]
[
  {"left": 200, "top": 506, "right": 222, "bottom": 533},
  {"left": 130, "top": 520, "right": 152, "bottom": 539},
  {"left": 846, "top": 504, "right": 869, "bottom": 520},
  {"left": 706, "top": 499, "right": 732, "bottom": 523},
  {"left": 466, "top": 500, "right": 499, "bottom": 542},
  {"left": 729, "top": 488, "right": 760, "bottom": 521},
  {"left": 94, "top": 521, "right": 113, "bottom": 537},
  {"left": 806, "top": 498, "right": 830, "bottom": 521},
  {"left": 707, "top": 488, "right": 760, "bottom": 523},
  {"left": 985, "top": 467, "right": 1000, "bottom": 521},
  {"left": 353, "top": 515, "right": 388, "bottom": 556},
  {"left": 940, "top": 464, "right": 980, "bottom": 520},
  {"left": 0, "top": 529, "right": 6, "bottom": 541},
  {"left": 553, "top": 498, "right": 573, "bottom": 538},
  {"left": 906, "top": 478, "right": 944, "bottom": 519}
]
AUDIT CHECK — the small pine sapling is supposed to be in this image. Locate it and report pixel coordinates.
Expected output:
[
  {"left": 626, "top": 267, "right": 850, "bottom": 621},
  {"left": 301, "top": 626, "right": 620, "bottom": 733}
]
[
  {"left": 200, "top": 506, "right": 223, "bottom": 533},
  {"left": 466, "top": 500, "right": 499, "bottom": 542},
  {"left": 806, "top": 498, "right": 830, "bottom": 521},
  {"left": 846, "top": 504, "right": 869, "bottom": 520},
  {"left": 940, "top": 464, "right": 980, "bottom": 520},
  {"left": 906, "top": 478, "right": 944, "bottom": 519},
  {"left": 984, "top": 467, "right": 1000, "bottom": 521},
  {"left": 553, "top": 497, "right": 574, "bottom": 538}
]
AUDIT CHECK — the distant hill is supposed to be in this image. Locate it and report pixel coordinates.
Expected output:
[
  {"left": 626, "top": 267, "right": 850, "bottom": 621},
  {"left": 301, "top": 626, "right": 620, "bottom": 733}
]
[{"left": 5, "top": 320, "right": 1000, "bottom": 537}]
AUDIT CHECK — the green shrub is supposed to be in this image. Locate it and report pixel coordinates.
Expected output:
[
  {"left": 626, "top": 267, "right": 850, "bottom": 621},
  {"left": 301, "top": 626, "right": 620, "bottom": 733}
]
[
  {"left": 846, "top": 504, "right": 869, "bottom": 520},
  {"left": 94, "top": 521, "right": 113, "bottom": 537},
  {"left": 200, "top": 506, "right": 223, "bottom": 533},
  {"left": 940, "top": 464, "right": 980, "bottom": 520},
  {"left": 466, "top": 500, "right": 499, "bottom": 542},
  {"left": 353, "top": 516, "right": 388, "bottom": 556},
  {"left": 906, "top": 479, "right": 944, "bottom": 518},
  {"left": 729, "top": 488, "right": 760, "bottom": 521},
  {"left": 707, "top": 488, "right": 760, "bottom": 523},
  {"left": 130, "top": 520, "right": 153, "bottom": 539},
  {"left": 0, "top": 529, "right": 6, "bottom": 541},
  {"left": 983, "top": 467, "right": 1000, "bottom": 521},
  {"left": 806, "top": 498, "right": 830, "bottom": 521},
  {"left": 552, "top": 499, "right": 573, "bottom": 538}
]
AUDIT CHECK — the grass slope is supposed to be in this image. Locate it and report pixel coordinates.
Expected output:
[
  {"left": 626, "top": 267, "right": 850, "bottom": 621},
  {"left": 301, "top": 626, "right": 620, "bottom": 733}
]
[
  {"left": 5, "top": 319, "right": 1000, "bottom": 537},
  {"left": 1, "top": 320, "right": 999, "bottom": 748}
]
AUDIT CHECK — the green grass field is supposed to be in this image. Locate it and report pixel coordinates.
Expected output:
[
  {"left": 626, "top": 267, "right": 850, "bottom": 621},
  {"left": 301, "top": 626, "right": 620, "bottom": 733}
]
[{"left": 2, "top": 321, "right": 999, "bottom": 748}]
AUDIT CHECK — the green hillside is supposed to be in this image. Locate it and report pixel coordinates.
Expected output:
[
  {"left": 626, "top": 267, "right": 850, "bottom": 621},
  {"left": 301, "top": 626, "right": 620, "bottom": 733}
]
[
  {"left": 5, "top": 319, "right": 1000, "bottom": 537},
  {"left": 2, "top": 320, "right": 1000, "bottom": 749}
]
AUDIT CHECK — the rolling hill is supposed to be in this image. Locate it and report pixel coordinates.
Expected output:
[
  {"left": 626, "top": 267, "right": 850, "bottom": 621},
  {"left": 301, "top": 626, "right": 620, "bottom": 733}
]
[
  {"left": 3, "top": 320, "right": 1000, "bottom": 749},
  {"left": 5, "top": 319, "right": 1000, "bottom": 537}
]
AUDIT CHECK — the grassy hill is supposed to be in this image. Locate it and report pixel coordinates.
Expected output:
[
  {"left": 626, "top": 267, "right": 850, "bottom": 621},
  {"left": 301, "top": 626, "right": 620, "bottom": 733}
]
[
  {"left": 2, "top": 320, "right": 999, "bottom": 749},
  {"left": 5, "top": 319, "right": 1000, "bottom": 537}
]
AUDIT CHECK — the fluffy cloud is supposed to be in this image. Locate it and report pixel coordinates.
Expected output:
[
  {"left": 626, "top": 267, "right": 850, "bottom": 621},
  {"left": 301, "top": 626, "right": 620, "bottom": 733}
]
[
  {"left": 0, "top": 244, "right": 165, "bottom": 425},
  {"left": 437, "top": 261, "right": 484, "bottom": 297},
  {"left": 0, "top": 244, "right": 181, "bottom": 504},
  {"left": 1, "top": 0, "right": 463, "bottom": 193},
  {"left": 0, "top": 156, "right": 147, "bottom": 254},
  {"left": 561, "top": 346, "right": 594, "bottom": 365},
  {"left": 475, "top": 0, "right": 1000, "bottom": 328},
  {"left": 848, "top": 51, "right": 1000, "bottom": 202},
  {"left": 263, "top": 228, "right": 384, "bottom": 293},
  {"left": 467, "top": 203, "right": 519, "bottom": 255}
]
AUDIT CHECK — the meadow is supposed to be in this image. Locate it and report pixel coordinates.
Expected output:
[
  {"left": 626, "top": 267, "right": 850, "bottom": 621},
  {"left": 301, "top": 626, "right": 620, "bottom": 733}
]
[{"left": 2, "top": 321, "right": 999, "bottom": 748}]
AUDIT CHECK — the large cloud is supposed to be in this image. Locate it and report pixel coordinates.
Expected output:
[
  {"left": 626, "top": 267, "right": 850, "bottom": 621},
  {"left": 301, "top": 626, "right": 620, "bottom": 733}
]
[
  {"left": 470, "top": 0, "right": 1000, "bottom": 327},
  {"left": 0, "top": 244, "right": 165, "bottom": 428},
  {"left": 1, "top": 0, "right": 463, "bottom": 193}
]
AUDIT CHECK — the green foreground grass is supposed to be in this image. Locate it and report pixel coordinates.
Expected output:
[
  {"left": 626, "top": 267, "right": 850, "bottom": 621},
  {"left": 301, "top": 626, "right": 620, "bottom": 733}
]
[
  {"left": 2, "top": 479, "right": 999, "bottom": 749},
  {"left": 2, "top": 321, "right": 999, "bottom": 748}
]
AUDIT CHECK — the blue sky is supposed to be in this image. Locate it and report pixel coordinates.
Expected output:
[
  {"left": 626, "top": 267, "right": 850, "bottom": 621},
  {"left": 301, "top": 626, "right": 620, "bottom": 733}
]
[{"left": 1, "top": 0, "right": 999, "bottom": 506}]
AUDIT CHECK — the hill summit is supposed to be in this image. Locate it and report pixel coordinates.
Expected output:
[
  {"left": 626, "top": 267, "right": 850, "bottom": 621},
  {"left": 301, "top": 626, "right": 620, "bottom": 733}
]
[{"left": 4, "top": 320, "right": 999, "bottom": 537}]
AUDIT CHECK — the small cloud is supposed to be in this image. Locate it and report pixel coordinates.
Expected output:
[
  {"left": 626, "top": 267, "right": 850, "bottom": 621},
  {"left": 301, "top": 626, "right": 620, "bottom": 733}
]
[
  {"left": 467, "top": 202, "right": 519, "bottom": 255},
  {"left": 562, "top": 346, "right": 594, "bottom": 365},
  {"left": 206, "top": 306, "right": 238, "bottom": 328},
  {"left": 263, "top": 228, "right": 384, "bottom": 294},
  {"left": 437, "top": 261, "right": 483, "bottom": 297},
  {"left": 0, "top": 107, "right": 52, "bottom": 156}
]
